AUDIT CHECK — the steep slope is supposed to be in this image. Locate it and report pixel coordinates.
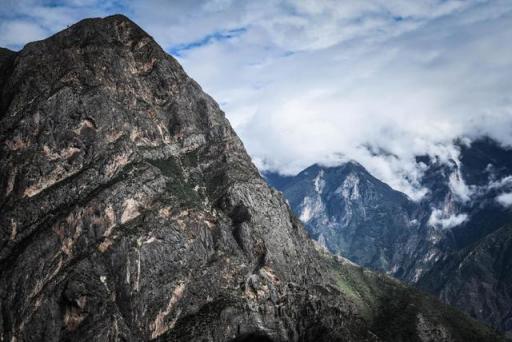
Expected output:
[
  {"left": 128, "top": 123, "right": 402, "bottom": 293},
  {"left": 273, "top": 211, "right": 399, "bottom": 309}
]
[
  {"left": 0, "top": 15, "right": 502, "bottom": 342},
  {"left": 418, "top": 224, "right": 512, "bottom": 336},
  {"left": 266, "top": 139, "right": 512, "bottom": 334}
]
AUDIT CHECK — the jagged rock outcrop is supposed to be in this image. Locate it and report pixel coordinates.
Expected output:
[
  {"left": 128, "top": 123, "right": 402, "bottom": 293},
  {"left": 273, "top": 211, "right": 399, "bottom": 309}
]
[{"left": 0, "top": 15, "right": 503, "bottom": 341}]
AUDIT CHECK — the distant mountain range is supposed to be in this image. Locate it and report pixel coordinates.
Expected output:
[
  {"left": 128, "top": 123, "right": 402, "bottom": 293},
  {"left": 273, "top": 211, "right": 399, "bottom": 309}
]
[{"left": 264, "top": 137, "right": 512, "bottom": 335}]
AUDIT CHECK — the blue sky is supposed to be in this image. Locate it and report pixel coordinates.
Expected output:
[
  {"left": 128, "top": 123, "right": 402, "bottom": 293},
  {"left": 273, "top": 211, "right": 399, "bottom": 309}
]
[
  {"left": 168, "top": 27, "right": 247, "bottom": 56},
  {"left": 1, "top": 0, "right": 512, "bottom": 198}
]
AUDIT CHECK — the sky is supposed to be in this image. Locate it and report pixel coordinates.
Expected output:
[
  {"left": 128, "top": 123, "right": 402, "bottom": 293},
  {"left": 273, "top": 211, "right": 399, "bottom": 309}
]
[{"left": 1, "top": 0, "right": 512, "bottom": 199}]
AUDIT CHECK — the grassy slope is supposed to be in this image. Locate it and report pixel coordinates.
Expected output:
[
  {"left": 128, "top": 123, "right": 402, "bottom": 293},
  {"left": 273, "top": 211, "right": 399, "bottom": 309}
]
[{"left": 318, "top": 249, "right": 505, "bottom": 341}]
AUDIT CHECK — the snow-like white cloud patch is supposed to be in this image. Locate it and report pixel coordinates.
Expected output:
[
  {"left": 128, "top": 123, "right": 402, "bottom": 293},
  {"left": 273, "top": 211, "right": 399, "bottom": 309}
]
[
  {"left": 428, "top": 209, "right": 468, "bottom": 229},
  {"left": 488, "top": 176, "right": 512, "bottom": 190},
  {"left": 448, "top": 171, "right": 474, "bottom": 203},
  {"left": 496, "top": 193, "right": 512, "bottom": 208}
]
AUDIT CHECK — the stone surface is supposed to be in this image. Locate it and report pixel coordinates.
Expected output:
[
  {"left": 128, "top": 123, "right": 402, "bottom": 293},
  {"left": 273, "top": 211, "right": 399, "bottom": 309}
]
[{"left": 0, "top": 15, "right": 503, "bottom": 341}]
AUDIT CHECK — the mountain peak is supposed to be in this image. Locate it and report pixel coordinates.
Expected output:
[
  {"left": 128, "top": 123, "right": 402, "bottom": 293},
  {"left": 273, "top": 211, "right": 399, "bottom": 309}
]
[
  {"left": 299, "top": 160, "right": 366, "bottom": 177},
  {"left": 21, "top": 14, "right": 158, "bottom": 55},
  {"left": 73, "top": 14, "right": 145, "bottom": 37}
]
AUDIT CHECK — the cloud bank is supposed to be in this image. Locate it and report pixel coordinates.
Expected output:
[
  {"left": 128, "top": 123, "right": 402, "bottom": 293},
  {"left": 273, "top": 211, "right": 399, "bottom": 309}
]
[{"left": 2, "top": 0, "right": 512, "bottom": 199}]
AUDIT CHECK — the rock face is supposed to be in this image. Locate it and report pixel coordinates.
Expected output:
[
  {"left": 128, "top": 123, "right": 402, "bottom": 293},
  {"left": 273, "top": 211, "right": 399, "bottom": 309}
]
[
  {"left": 0, "top": 15, "right": 503, "bottom": 342},
  {"left": 265, "top": 139, "right": 512, "bottom": 335}
]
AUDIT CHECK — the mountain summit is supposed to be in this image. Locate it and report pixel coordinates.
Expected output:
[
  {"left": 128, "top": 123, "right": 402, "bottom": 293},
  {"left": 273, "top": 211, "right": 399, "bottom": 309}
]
[
  {"left": 265, "top": 161, "right": 426, "bottom": 275},
  {"left": 0, "top": 15, "right": 503, "bottom": 341}
]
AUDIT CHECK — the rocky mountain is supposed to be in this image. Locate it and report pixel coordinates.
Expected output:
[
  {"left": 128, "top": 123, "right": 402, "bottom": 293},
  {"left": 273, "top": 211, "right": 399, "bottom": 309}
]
[
  {"left": 264, "top": 162, "right": 440, "bottom": 281},
  {"left": 0, "top": 15, "right": 502, "bottom": 342},
  {"left": 264, "top": 139, "right": 512, "bottom": 335}
]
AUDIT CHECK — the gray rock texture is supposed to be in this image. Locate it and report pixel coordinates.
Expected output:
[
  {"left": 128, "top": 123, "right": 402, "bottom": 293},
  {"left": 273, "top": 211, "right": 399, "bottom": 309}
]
[{"left": 0, "top": 15, "right": 503, "bottom": 341}]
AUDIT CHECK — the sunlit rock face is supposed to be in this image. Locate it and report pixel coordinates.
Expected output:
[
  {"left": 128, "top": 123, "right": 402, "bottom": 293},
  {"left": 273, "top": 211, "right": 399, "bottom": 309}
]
[
  {"left": 265, "top": 139, "right": 512, "bottom": 334},
  {"left": 0, "top": 15, "right": 503, "bottom": 342}
]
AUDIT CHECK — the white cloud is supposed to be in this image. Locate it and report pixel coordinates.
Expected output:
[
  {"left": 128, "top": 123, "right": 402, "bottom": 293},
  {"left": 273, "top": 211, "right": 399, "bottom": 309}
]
[
  {"left": 162, "top": 0, "right": 512, "bottom": 198},
  {"left": 428, "top": 209, "right": 468, "bottom": 229},
  {"left": 488, "top": 176, "right": 512, "bottom": 190},
  {"left": 448, "top": 169, "right": 473, "bottom": 203},
  {"left": 496, "top": 193, "right": 512, "bottom": 208}
]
